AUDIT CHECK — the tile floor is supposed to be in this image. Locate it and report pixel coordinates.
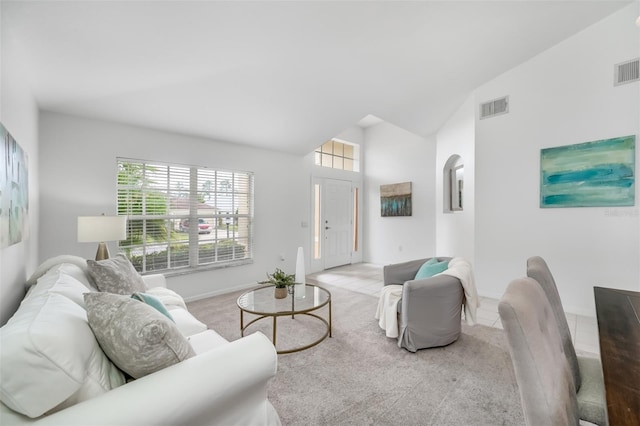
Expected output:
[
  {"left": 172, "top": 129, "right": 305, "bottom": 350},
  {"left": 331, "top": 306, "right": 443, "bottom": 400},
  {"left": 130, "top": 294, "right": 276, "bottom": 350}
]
[{"left": 307, "top": 262, "right": 600, "bottom": 355}]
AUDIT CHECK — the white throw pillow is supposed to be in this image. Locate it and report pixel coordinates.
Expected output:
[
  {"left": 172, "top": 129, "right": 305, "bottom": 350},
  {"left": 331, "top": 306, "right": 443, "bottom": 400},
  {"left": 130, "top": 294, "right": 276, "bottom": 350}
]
[{"left": 0, "top": 292, "right": 125, "bottom": 418}]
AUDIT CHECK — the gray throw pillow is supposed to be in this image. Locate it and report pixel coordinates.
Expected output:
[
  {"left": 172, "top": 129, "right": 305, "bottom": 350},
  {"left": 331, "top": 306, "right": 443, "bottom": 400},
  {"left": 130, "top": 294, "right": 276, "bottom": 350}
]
[
  {"left": 84, "top": 292, "right": 195, "bottom": 379},
  {"left": 87, "top": 254, "right": 146, "bottom": 295}
]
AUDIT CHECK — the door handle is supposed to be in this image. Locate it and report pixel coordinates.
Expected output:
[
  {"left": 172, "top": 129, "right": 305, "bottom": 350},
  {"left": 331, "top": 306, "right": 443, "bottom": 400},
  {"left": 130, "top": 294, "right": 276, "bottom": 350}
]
[{"left": 325, "top": 226, "right": 331, "bottom": 230}]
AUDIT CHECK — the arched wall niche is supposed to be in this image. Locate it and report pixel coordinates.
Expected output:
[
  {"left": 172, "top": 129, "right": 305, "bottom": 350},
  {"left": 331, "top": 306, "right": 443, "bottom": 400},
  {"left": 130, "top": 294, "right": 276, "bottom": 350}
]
[{"left": 443, "top": 155, "right": 464, "bottom": 213}]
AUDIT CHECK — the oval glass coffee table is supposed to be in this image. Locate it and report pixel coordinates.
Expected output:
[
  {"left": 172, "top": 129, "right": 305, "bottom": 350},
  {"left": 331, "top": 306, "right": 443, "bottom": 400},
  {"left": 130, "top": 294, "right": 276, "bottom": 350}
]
[{"left": 237, "top": 284, "right": 332, "bottom": 354}]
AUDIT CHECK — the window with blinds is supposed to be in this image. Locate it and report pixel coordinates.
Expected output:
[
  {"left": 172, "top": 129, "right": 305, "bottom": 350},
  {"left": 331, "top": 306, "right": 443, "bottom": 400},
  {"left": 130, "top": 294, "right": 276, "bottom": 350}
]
[{"left": 117, "top": 158, "right": 254, "bottom": 274}]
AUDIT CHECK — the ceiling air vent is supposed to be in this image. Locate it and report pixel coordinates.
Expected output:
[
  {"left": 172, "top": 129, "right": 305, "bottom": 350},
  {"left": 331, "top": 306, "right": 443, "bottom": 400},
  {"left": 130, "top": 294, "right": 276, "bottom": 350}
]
[
  {"left": 614, "top": 58, "right": 639, "bottom": 86},
  {"left": 479, "top": 96, "right": 509, "bottom": 120}
]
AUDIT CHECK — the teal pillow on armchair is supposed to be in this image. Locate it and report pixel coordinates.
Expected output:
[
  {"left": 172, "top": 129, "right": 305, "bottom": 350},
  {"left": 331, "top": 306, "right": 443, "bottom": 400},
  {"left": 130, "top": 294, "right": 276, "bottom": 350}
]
[{"left": 414, "top": 259, "right": 449, "bottom": 280}]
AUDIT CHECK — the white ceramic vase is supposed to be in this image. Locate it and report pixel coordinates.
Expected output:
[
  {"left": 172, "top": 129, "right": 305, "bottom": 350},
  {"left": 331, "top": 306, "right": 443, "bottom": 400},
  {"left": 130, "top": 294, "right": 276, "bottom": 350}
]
[{"left": 294, "top": 247, "right": 306, "bottom": 299}]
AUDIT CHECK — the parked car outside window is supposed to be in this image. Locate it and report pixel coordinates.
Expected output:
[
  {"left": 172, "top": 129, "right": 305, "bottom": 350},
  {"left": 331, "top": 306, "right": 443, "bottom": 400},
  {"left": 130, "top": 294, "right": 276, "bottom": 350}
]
[{"left": 180, "top": 218, "right": 212, "bottom": 234}]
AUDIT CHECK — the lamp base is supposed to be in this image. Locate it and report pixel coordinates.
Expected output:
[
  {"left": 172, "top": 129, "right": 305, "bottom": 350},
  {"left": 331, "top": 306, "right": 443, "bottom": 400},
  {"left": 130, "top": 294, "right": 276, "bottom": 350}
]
[{"left": 95, "top": 242, "right": 110, "bottom": 261}]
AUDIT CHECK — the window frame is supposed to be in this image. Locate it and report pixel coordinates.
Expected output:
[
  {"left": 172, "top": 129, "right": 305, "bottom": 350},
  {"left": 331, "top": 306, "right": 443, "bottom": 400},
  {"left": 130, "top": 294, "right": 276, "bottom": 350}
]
[
  {"left": 116, "top": 158, "right": 254, "bottom": 275},
  {"left": 314, "top": 138, "right": 360, "bottom": 172}
]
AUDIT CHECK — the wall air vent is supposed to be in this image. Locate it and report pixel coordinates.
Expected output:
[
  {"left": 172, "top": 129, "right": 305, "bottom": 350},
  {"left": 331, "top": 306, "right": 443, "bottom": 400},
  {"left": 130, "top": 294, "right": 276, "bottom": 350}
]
[
  {"left": 614, "top": 58, "right": 639, "bottom": 86},
  {"left": 479, "top": 96, "right": 509, "bottom": 120}
]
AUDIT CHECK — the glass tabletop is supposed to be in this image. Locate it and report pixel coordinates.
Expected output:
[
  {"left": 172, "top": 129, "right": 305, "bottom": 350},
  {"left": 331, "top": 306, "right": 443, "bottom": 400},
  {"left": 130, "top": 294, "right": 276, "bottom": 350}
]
[{"left": 237, "top": 284, "right": 330, "bottom": 316}]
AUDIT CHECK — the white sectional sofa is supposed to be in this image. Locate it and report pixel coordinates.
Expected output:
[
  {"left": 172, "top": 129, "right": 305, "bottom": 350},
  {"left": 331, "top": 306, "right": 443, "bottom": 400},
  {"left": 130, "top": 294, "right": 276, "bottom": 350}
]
[{"left": 0, "top": 256, "right": 281, "bottom": 425}]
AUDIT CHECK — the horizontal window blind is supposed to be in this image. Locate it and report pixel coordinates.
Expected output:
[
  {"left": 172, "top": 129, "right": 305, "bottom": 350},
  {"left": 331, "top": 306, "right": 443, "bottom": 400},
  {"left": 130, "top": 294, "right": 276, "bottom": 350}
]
[{"left": 117, "top": 158, "right": 254, "bottom": 274}]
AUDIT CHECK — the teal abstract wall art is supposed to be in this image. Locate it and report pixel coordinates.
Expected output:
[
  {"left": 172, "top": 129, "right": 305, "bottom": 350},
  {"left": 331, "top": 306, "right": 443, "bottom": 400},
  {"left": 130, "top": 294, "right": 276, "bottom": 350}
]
[
  {"left": 1, "top": 122, "right": 29, "bottom": 247},
  {"left": 540, "top": 135, "right": 635, "bottom": 208},
  {"left": 381, "top": 182, "right": 412, "bottom": 216}
]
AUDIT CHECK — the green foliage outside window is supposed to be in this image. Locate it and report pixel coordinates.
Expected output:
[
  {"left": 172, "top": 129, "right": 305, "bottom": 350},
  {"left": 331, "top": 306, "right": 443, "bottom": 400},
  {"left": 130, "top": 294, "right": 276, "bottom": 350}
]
[
  {"left": 116, "top": 158, "right": 254, "bottom": 274},
  {"left": 128, "top": 240, "right": 246, "bottom": 272},
  {"left": 117, "top": 162, "right": 169, "bottom": 245}
]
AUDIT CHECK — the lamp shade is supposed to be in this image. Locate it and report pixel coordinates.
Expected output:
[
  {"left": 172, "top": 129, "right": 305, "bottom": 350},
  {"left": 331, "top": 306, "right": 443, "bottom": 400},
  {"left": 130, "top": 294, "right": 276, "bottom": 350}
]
[{"left": 77, "top": 216, "right": 127, "bottom": 242}]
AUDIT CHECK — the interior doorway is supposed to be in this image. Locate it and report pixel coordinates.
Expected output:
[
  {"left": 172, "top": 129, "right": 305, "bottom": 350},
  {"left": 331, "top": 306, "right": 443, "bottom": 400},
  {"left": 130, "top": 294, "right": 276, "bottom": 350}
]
[{"left": 312, "top": 178, "right": 357, "bottom": 270}]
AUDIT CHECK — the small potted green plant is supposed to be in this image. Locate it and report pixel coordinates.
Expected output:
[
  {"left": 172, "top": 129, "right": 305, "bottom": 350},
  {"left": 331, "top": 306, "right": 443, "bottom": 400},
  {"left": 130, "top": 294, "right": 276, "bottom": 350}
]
[{"left": 260, "top": 268, "right": 296, "bottom": 299}]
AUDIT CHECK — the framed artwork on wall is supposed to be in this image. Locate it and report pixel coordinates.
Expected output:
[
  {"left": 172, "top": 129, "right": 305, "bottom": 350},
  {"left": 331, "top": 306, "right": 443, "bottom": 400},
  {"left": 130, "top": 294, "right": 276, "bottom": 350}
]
[
  {"left": 540, "top": 135, "right": 635, "bottom": 208},
  {"left": 1, "top": 123, "right": 29, "bottom": 248},
  {"left": 380, "top": 182, "right": 412, "bottom": 217}
]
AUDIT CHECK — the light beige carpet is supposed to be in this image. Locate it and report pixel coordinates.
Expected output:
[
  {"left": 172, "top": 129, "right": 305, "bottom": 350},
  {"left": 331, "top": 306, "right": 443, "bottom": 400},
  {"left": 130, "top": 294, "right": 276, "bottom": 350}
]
[{"left": 187, "top": 284, "right": 525, "bottom": 426}]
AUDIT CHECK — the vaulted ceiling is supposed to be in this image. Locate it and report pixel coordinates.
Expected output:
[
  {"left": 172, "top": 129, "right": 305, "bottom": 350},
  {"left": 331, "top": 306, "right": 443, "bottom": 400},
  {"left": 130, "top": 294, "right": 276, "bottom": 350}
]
[{"left": 1, "top": 1, "right": 633, "bottom": 154}]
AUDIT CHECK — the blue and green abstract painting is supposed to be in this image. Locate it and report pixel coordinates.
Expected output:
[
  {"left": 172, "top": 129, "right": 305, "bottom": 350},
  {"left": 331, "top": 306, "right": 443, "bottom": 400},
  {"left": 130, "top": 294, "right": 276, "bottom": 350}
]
[
  {"left": 540, "top": 135, "right": 635, "bottom": 208},
  {"left": 380, "top": 182, "right": 412, "bottom": 216}
]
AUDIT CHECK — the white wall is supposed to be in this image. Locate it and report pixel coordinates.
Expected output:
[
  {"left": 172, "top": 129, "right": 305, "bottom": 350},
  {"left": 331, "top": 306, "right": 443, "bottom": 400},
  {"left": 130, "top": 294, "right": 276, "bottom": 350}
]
[
  {"left": 39, "top": 112, "right": 309, "bottom": 301},
  {"left": 363, "top": 121, "right": 436, "bottom": 264},
  {"left": 0, "top": 18, "right": 40, "bottom": 325},
  {"left": 473, "top": 3, "right": 640, "bottom": 315},
  {"left": 435, "top": 95, "right": 476, "bottom": 264},
  {"left": 3, "top": 3, "right": 637, "bottom": 324}
]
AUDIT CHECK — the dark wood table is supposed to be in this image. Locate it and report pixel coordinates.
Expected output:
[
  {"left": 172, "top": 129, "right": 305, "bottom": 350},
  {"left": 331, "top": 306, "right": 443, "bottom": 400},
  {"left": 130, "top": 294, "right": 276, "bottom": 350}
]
[{"left": 594, "top": 286, "right": 640, "bottom": 426}]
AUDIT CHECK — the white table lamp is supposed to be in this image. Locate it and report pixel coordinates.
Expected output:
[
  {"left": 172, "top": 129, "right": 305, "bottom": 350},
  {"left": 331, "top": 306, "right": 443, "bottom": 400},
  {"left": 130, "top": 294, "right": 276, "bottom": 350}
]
[{"left": 78, "top": 215, "right": 127, "bottom": 260}]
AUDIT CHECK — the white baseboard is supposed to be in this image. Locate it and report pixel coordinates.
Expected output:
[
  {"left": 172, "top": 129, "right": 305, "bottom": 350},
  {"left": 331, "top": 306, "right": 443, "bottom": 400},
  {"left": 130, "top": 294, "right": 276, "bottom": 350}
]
[{"left": 182, "top": 282, "right": 258, "bottom": 303}]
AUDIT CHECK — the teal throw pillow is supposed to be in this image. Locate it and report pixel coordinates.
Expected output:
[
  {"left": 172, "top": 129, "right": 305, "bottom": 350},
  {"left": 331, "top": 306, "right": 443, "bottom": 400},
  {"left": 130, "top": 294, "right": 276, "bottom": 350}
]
[
  {"left": 423, "top": 257, "right": 439, "bottom": 267},
  {"left": 131, "top": 292, "right": 174, "bottom": 322},
  {"left": 414, "top": 259, "right": 449, "bottom": 280}
]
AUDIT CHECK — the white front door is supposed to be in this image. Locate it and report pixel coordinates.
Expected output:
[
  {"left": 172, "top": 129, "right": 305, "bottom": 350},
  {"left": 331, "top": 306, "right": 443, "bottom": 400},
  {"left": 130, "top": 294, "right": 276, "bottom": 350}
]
[{"left": 323, "top": 179, "right": 352, "bottom": 269}]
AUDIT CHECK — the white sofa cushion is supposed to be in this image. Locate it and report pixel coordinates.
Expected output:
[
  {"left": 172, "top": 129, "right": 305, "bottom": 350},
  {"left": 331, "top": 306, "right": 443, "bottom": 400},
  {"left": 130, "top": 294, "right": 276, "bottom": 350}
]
[
  {"left": 141, "top": 273, "right": 167, "bottom": 289},
  {"left": 0, "top": 291, "right": 126, "bottom": 418},
  {"left": 24, "top": 255, "right": 96, "bottom": 290},
  {"left": 25, "top": 263, "right": 93, "bottom": 303},
  {"left": 168, "top": 308, "right": 208, "bottom": 337},
  {"left": 144, "top": 287, "right": 207, "bottom": 337},
  {"left": 85, "top": 292, "right": 196, "bottom": 379},
  {"left": 145, "top": 286, "right": 188, "bottom": 310},
  {"left": 55, "top": 262, "right": 97, "bottom": 291},
  {"left": 187, "top": 330, "right": 229, "bottom": 354}
]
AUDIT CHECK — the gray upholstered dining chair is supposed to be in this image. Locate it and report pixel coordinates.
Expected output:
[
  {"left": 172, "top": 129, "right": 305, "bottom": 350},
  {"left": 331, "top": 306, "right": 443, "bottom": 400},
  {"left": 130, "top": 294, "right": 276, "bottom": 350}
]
[
  {"left": 527, "top": 256, "right": 606, "bottom": 425},
  {"left": 499, "top": 277, "right": 585, "bottom": 425}
]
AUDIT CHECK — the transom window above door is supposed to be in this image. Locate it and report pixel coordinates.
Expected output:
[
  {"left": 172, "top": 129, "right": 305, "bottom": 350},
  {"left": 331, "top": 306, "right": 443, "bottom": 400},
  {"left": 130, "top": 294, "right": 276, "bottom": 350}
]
[{"left": 314, "top": 139, "right": 360, "bottom": 172}]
